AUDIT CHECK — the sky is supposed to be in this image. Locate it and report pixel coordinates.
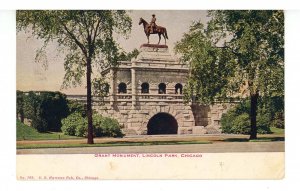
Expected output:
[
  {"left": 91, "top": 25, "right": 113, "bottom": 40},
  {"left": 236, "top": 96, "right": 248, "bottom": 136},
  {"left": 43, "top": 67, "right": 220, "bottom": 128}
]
[{"left": 16, "top": 10, "right": 209, "bottom": 95}]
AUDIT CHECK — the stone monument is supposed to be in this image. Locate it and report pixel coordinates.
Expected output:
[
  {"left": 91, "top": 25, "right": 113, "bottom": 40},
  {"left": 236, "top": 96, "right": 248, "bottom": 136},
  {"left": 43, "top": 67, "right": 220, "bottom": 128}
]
[
  {"left": 68, "top": 17, "right": 233, "bottom": 135},
  {"left": 89, "top": 43, "right": 232, "bottom": 135}
]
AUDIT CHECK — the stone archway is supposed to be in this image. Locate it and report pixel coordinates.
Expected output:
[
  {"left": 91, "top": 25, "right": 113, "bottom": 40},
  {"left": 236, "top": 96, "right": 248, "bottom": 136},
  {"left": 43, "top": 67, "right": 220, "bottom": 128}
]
[{"left": 147, "top": 112, "right": 178, "bottom": 135}]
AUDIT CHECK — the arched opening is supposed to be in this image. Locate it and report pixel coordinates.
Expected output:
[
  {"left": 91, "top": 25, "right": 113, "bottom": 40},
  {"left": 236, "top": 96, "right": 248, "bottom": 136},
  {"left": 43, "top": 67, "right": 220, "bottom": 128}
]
[
  {"left": 175, "top": 83, "right": 183, "bottom": 94},
  {"left": 147, "top": 112, "right": 178, "bottom": 135},
  {"left": 118, "top": 82, "right": 127, "bottom": 93},
  {"left": 158, "top": 83, "right": 166, "bottom": 94},
  {"left": 141, "top": 82, "right": 149, "bottom": 93},
  {"left": 103, "top": 83, "right": 109, "bottom": 94}
]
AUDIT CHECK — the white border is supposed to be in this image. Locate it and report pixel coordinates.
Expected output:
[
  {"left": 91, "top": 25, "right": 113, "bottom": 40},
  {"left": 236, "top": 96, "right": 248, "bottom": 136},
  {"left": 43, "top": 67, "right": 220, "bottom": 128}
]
[
  {"left": 0, "top": 0, "right": 300, "bottom": 10},
  {"left": 1, "top": 2, "right": 300, "bottom": 191}
]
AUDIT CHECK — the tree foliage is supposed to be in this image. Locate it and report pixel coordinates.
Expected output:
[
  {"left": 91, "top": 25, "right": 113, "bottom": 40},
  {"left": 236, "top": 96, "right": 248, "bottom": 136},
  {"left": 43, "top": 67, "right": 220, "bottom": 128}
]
[
  {"left": 17, "top": 90, "right": 25, "bottom": 122},
  {"left": 17, "top": 10, "right": 132, "bottom": 143},
  {"left": 220, "top": 97, "right": 284, "bottom": 134},
  {"left": 175, "top": 10, "right": 284, "bottom": 139},
  {"left": 18, "top": 91, "right": 69, "bottom": 132},
  {"left": 118, "top": 48, "right": 140, "bottom": 61},
  {"left": 17, "top": 10, "right": 131, "bottom": 88},
  {"left": 67, "top": 100, "right": 86, "bottom": 117},
  {"left": 23, "top": 91, "right": 40, "bottom": 120}
]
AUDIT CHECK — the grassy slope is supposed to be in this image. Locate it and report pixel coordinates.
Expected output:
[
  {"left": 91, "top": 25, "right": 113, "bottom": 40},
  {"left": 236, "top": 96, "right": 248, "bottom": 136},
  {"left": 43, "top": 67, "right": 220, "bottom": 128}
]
[
  {"left": 270, "top": 127, "right": 285, "bottom": 135},
  {"left": 16, "top": 120, "right": 79, "bottom": 141}
]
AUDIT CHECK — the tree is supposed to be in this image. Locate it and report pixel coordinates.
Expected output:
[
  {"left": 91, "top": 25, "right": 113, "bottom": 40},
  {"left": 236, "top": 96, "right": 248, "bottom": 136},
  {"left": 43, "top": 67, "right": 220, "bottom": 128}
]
[
  {"left": 175, "top": 10, "right": 284, "bottom": 139},
  {"left": 20, "top": 91, "right": 69, "bottom": 132},
  {"left": 118, "top": 48, "right": 140, "bottom": 61},
  {"left": 38, "top": 91, "right": 69, "bottom": 132},
  {"left": 67, "top": 99, "right": 86, "bottom": 117},
  {"left": 17, "top": 11, "right": 132, "bottom": 143},
  {"left": 16, "top": 90, "right": 25, "bottom": 123},
  {"left": 23, "top": 91, "right": 39, "bottom": 121}
]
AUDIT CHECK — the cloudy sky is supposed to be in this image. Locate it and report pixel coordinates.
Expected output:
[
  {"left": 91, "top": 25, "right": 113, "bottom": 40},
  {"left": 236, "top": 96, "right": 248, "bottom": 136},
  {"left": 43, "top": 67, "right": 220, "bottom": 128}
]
[{"left": 16, "top": 10, "right": 209, "bottom": 94}]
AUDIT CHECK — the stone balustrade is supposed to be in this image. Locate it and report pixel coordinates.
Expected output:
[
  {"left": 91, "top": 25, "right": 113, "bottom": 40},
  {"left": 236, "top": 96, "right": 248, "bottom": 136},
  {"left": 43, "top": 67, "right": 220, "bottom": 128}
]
[{"left": 67, "top": 93, "right": 184, "bottom": 103}]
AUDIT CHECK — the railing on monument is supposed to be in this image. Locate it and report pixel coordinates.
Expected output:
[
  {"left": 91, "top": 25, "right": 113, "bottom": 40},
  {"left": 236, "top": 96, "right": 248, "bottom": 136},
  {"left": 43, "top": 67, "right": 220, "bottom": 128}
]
[
  {"left": 134, "top": 62, "right": 189, "bottom": 69},
  {"left": 137, "top": 93, "right": 183, "bottom": 101},
  {"left": 67, "top": 95, "right": 110, "bottom": 103},
  {"left": 103, "top": 61, "right": 189, "bottom": 70},
  {"left": 116, "top": 93, "right": 132, "bottom": 100},
  {"left": 107, "top": 93, "right": 184, "bottom": 101},
  {"left": 107, "top": 93, "right": 184, "bottom": 102},
  {"left": 67, "top": 93, "right": 184, "bottom": 102}
]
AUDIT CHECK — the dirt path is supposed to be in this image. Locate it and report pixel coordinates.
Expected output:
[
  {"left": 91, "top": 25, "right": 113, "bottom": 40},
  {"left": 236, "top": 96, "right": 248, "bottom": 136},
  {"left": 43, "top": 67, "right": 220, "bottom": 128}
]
[
  {"left": 16, "top": 134, "right": 248, "bottom": 145},
  {"left": 16, "top": 134, "right": 284, "bottom": 145}
]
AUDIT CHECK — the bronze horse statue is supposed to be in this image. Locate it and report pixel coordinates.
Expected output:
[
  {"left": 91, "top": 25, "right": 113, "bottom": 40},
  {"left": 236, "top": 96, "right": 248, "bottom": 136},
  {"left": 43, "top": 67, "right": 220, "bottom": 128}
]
[{"left": 139, "top": 18, "right": 168, "bottom": 44}]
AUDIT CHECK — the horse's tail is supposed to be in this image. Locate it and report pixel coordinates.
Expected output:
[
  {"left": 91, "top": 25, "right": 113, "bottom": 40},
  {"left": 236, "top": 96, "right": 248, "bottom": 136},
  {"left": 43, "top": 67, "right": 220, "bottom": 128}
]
[{"left": 165, "top": 28, "right": 169, "bottom": 39}]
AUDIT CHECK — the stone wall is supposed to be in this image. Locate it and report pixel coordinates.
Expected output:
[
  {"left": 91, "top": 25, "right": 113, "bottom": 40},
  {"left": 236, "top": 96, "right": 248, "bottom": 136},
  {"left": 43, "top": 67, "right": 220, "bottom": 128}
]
[
  {"left": 191, "top": 103, "right": 235, "bottom": 133},
  {"left": 94, "top": 100, "right": 235, "bottom": 135},
  {"left": 95, "top": 100, "right": 195, "bottom": 135}
]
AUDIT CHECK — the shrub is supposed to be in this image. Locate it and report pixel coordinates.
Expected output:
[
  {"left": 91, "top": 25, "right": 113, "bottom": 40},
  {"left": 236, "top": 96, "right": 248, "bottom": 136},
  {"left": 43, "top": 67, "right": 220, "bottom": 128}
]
[
  {"left": 92, "top": 114, "right": 103, "bottom": 137},
  {"left": 61, "top": 112, "right": 86, "bottom": 136},
  {"left": 61, "top": 113, "right": 123, "bottom": 138},
  {"left": 221, "top": 104, "right": 272, "bottom": 135},
  {"left": 220, "top": 109, "right": 237, "bottom": 134},
  {"left": 100, "top": 117, "right": 124, "bottom": 137},
  {"left": 271, "top": 112, "right": 284, "bottom": 129},
  {"left": 75, "top": 119, "right": 88, "bottom": 137},
  {"left": 256, "top": 113, "right": 271, "bottom": 134},
  {"left": 231, "top": 113, "right": 250, "bottom": 134}
]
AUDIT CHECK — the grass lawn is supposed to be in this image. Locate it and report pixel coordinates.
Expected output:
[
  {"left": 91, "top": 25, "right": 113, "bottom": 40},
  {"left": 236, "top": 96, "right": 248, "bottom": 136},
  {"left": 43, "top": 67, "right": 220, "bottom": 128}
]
[
  {"left": 223, "top": 136, "right": 284, "bottom": 142},
  {"left": 270, "top": 127, "right": 285, "bottom": 135},
  {"left": 17, "top": 120, "right": 79, "bottom": 141}
]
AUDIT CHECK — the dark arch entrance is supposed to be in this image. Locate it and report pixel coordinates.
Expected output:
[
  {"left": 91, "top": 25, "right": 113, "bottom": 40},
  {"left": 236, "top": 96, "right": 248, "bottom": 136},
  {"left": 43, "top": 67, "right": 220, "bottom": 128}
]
[{"left": 147, "top": 112, "right": 178, "bottom": 135}]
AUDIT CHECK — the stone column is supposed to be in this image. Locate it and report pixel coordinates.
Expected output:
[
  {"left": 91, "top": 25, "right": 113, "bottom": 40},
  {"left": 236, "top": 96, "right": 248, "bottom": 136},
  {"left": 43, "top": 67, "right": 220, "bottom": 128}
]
[
  {"left": 131, "top": 62, "right": 136, "bottom": 109},
  {"left": 109, "top": 68, "right": 115, "bottom": 106}
]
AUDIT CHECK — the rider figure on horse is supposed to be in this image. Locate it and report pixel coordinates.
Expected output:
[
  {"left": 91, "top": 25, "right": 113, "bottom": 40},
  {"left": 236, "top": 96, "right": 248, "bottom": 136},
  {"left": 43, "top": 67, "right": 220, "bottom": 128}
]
[{"left": 150, "top": 14, "right": 157, "bottom": 33}]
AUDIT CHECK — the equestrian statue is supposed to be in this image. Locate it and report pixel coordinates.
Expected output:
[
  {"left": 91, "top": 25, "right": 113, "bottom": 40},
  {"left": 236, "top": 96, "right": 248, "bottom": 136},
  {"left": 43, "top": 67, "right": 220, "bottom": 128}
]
[{"left": 139, "top": 14, "right": 169, "bottom": 45}]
